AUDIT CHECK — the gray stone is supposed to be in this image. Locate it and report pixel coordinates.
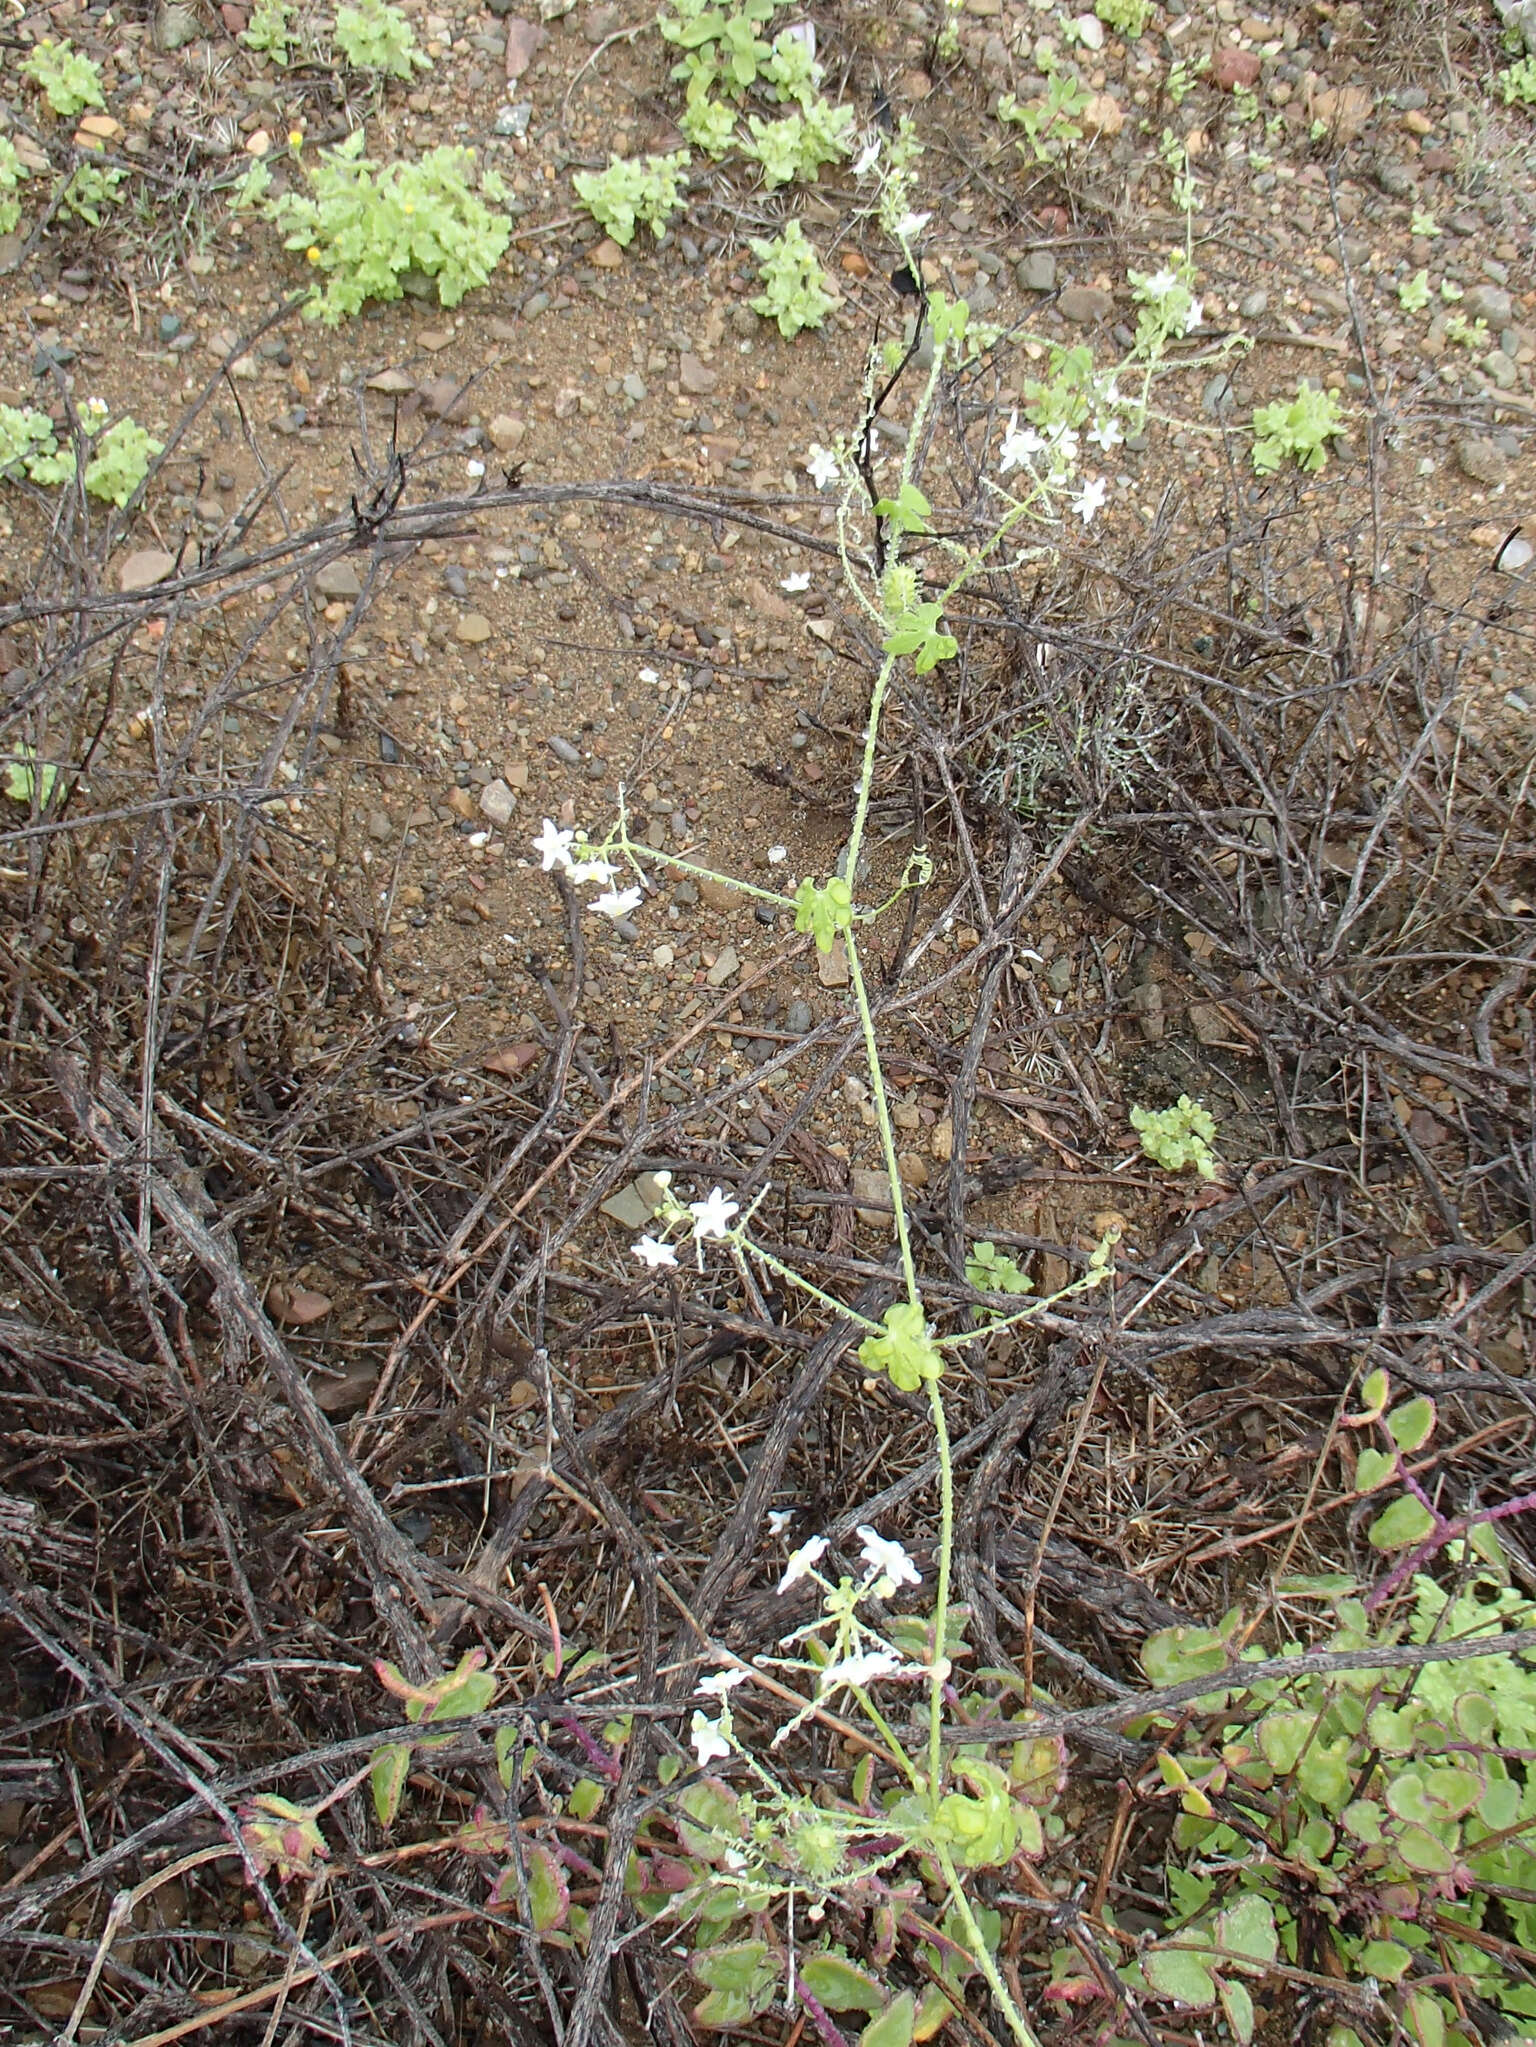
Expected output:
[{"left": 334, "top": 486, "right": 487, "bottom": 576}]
[
  {"left": 785, "top": 999, "right": 812, "bottom": 1035},
  {"left": 705, "top": 945, "right": 740, "bottom": 987},
  {"left": 154, "top": 0, "right": 201, "bottom": 48},
  {"left": 1457, "top": 435, "right": 1510, "bottom": 487},
  {"left": 851, "top": 1168, "right": 893, "bottom": 1229},
  {"left": 679, "top": 352, "right": 716, "bottom": 395},
  {"left": 600, "top": 1182, "right": 654, "bottom": 1231},
  {"left": 1377, "top": 162, "right": 1416, "bottom": 198},
  {"left": 479, "top": 778, "right": 516, "bottom": 826},
  {"left": 1482, "top": 349, "right": 1518, "bottom": 392},
  {"left": 1464, "top": 284, "right": 1513, "bottom": 328},
  {"left": 548, "top": 735, "right": 582, "bottom": 764},
  {"left": 1057, "top": 284, "right": 1114, "bottom": 324},
  {"left": 1238, "top": 287, "right": 1269, "bottom": 319},
  {"left": 314, "top": 560, "right": 362, "bottom": 600},
  {"left": 622, "top": 372, "right": 647, "bottom": 402},
  {"left": 368, "top": 810, "right": 394, "bottom": 842}
]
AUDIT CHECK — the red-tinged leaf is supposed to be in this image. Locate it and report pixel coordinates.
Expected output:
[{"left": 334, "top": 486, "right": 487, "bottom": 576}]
[{"left": 370, "top": 1743, "right": 411, "bottom": 1828}]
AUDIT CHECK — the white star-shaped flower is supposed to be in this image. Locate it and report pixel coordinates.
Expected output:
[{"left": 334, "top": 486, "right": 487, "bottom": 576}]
[
  {"left": 1185, "top": 296, "right": 1204, "bottom": 333},
  {"left": 856, "top": 1525, "right": 922, "bottom": 1592},
  {"left": 1087, "top": 414, "right": 1123, "bottom": 452},
  {"left": 780, "top": 570, "right": 811, "bottom": 593},
  {"left": 1144, "top": 267, "right": 1178, "bottom": 299},
  {"left": 1044, "top": 423, "right": 1081, "bottom": 465},
  {"left": 805, "top": 444, "right": 839, "bottom": 489},
  {"left": 767, "top": 1508, "right": 794, "bottom": 1535},
  {"left": 894, "top": 210, "right": 930, "bottom": 240},
  {"left": 852, "top": 134, "right": 881, "bottom": 176},
  {"left": 592, "top": 886, "right": 642, "bottom": 919},
  {"left": 632, "top": 1235, "right": 678, "bottom": 1268},
  {"left": 1071, "top": 476, "right": 1107, "bottom": 525},
  {"left": 690, "top": 1710, "right": 731, "bottom": 1766},
  {"left": 998, "top": 410, "right": 1045, "bottom": 475},
  {"left": 776, "top": 1533, "right": 829, "bottom": 1594},
  {"left": 532, "top": 818, "right": 575, "bottom": 873},
  {"left": 817, "top": 1650, "right": 903, "bottom": 1695},
  {"left": 689, "top": 1185, "right": 739, "bottom": 1240},
  {"left": 696, "top": 1668, "right": 751, "bottom": 1698},
  {"left": 570, "top": 856, "right": 618, "bottom": 885}
]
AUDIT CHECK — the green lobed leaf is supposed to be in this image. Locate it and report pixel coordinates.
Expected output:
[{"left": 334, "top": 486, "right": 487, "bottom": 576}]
[
  {"left": 1141, "top": 1946, "right": 1218, "bottom": 2008},
  {"left": 799, "top": 1953, "right": 886, "bottom": 2014},
  {"left": 1387, "top": 1397, "right": 1436, "bottom": 1454}
]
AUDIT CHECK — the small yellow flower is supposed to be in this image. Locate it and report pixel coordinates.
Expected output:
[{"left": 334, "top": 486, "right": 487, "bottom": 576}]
[
  {"left": 306, "top": 244, "right": 322, "bottom": 264},
  {"left": 288, "top": 128, "right": 304, "bottom": 150}
]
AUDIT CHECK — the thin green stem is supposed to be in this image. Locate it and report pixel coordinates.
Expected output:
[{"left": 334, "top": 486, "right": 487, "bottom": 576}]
[
  {"left": 740, "top": 1240, "right": 889, "bottom": 1337},
  {"left": 925, "top": 1378, "right": 952, "bottom": 1800},
  {"left": 850, "top": 1690, "right": 922, "bottom": 1791},
  {"left": 934, "top": 1842, "right": 1042, "bottom": 2047},
  {"left": 844, "top": 932, "right": 919, "bottom": 1308}
]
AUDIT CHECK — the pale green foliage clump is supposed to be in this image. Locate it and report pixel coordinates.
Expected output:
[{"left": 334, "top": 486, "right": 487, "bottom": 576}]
[
  {"left": 0, "top": 406, "right": 74, "bottom": 487},
  {"left": 0, "top": 137, "right": 27, "bottom": 237},
  {"left": 741, "top": 100, "right": 855, "bottom": 186},
  {"left": 23, "top": 39, "right": 106, "bottom": 118},
  {"left": 1095, "top": 0, "right": 1152, "bottom": 36},
  {"left": 572, "top": 152, "right": 689, "bottom": 246},
  {"left": 1397, "top": 268, "right": 1431, "bottom": 313},
  {"left": 84, "top": 418, "right": 163, "bottom": 506},
  {"left": 749, "top": 219, "right": 834, "bottom": 337},
  {"left": 255, "top": 130, "right": 511, "bottom": 322},
  {"left": 242, "top": 0, "right": 296, "bottom": 60},
  {"left": 0, "top": 405, "right": 161, "bottom": 502},
  {"left": 1130, "top": 1095, "right": 1218, "bottom": 1179},
  {"left": 1496, "top": 53, "right": 1536, "bottom": 104},
  {"left": 1251, "top": 379, "right": 1346, "bottom": 474},
  {"left": 334, "top": 0, "right": 430, "bottom": 77}
]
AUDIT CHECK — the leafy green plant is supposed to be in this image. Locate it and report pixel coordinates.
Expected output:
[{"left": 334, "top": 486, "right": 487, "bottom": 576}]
[
  {"left": 572, "top": 151, "right": 689, "bottom": 245},
  {"left": 679, "top": 92, "right": 738, "bottom": 156},
  {"left": 749, "top": 219, "right": 834, "bottom": 337},
  {"left": 255, "top": 129, "right": 511, "bottom": 321},
  {"left": 0, "top": 405, "right": 73, "bottom": 486},
  {"left": 741, "top": 99, "right": 855, "bottom": 186},
  {"left": 997, "top": 64, "right": 1091, "bottom": 164},
  {"left": 22, "top": 39, "right": 106, "bottom": 118},
  {"left": 1106, "top": 1375, "right": 1536, "bottom": 2047},
  {"left": 1095, "top": 0, "right": 1152, "bottom": 35},
  {"left": 1165, "top": 58, "right": 1196, "bottom": 105},
  {"left": 333, "top": 0, "right": 430, "bottom": 76},
  {"left": 1496, "top": 52, "right": 1536, "bottom": 104},
  {"left": 1231, "top": 82, "right": 1259, "bottom": 123},
  {"left": 659, "top": 0, "right": 778, "bottom": 101},
  {"left": 1130, "top": 1095, "right": 1218, "bottom": 1179},
  {"left": 1443, "top": 310, "right": 1488, "bottom": 350},
  {"left": 2, "top": 746, "right": 61, "bottom": 809},
  {"left": 964, "top": 1242, "right": 1032, "bottom": 1325},
  {"left": 1397, "top": 267, "right": 1431, "bottom": 313},
  {"left": 242, "top": 0, "right": 297, "bottom": 60},
  {"left": 61, "top": 162, "right": 126, "bottom": 226},
  {"left": 0, "top": 137, "right": 27, "bottom": 237},
  {"left": 83, "top": 417, "right": 163, "bottom": 506},
  {"left": 1251, "top": 379, "right": 1345, "bottom": 474}
]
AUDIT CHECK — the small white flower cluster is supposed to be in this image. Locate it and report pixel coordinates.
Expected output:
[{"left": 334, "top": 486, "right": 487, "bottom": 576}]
[
  {"left": 629, "top": 1177, "right": 741, "bottom": 1272},
  {"left": 774, "top": 1524, "right": 924, "bottom": 1703},
  {"left": 531, "top": 818, "right": 641, "bottom": 921}
]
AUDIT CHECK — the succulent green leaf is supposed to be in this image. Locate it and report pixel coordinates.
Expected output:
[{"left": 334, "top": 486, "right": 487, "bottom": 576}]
[
  {"left": 1369, "top": 1494, "right": 1435, "bottom": 1551},
  {"left": 369, "top": 1742, "right": 412, "bottom": 1827},
  {"left": 861, "top": 1992, "right": 916, "bottom": 2047},
  {"left": 1387, "top": 1397, "right": 1436, "bottom": 1454}
]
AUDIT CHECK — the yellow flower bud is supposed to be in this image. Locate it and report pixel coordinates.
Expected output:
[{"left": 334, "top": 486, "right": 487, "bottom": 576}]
[{"left": 306, "top": 245, "right": 321, "bottom": 263}]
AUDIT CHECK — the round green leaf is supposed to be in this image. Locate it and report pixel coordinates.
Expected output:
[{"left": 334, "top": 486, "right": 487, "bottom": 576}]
[
  {"left": 1215, "top": 1893, "right": 1277, "bottom": 1969},
  {"left": 1142, "top": 1947, "right": 1218, "bottom": 2009},
  {"left": 1141, "top": 1626, "right": 1229, "bottom": 1686},
  {"left": 1369, "top": 1495, "right": 1436, "bottom": 1551},
  {"left": 1220, "top": 1977, "right": 1256, "bottom": 2045},
  {"left": 1354, "top": 1447, "right": 1396, "bottom": 1494},
  {"left": 1387, "top": 1397, "right": 1436, "bottom": 1454},
  {"left": 799, "top": 1954, "right": 885, "bottom": 2015},
  {"left": 1357, "top": 1940, "right": 1412, "bottom": 1983}
]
